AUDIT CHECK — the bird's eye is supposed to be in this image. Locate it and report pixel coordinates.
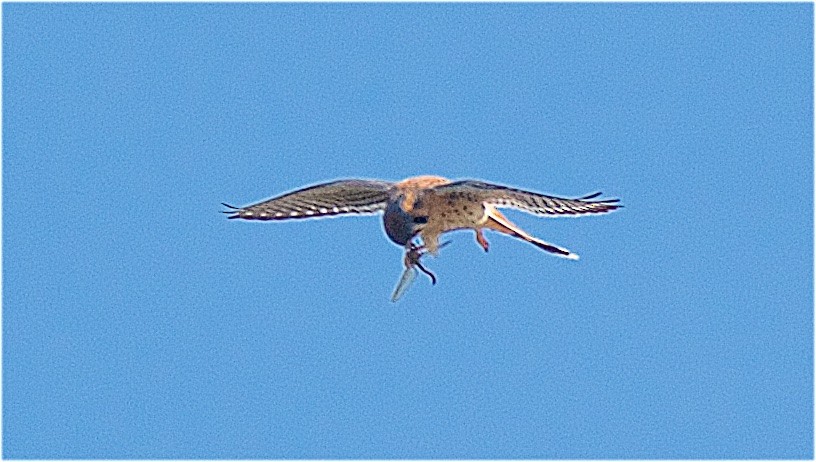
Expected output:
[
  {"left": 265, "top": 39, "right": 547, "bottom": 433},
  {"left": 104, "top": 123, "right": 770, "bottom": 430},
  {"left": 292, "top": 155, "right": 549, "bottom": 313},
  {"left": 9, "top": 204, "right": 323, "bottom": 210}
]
[{"left": 413, "top": 216, "right": 429, "bottom": 224}]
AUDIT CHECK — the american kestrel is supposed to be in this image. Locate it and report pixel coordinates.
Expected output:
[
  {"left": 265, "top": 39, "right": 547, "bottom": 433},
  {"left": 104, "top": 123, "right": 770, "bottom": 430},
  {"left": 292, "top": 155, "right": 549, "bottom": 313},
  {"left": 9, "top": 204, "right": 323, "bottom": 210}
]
[{"left": 223, "top": 176, "right": 621, "bottom": 297}]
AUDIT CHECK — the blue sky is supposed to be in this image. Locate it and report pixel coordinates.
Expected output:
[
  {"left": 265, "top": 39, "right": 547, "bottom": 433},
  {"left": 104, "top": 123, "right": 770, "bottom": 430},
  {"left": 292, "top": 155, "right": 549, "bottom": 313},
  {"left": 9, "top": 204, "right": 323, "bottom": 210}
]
[{"left": 3, "top": 3, "right": 812, "bottom": 459}]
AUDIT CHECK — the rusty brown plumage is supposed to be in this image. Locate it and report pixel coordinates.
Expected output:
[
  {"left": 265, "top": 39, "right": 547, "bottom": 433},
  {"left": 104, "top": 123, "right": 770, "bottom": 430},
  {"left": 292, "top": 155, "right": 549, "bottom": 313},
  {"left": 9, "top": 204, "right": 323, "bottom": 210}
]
[{"left": 223, "top": 176, "right": 621, "bottom": 298}]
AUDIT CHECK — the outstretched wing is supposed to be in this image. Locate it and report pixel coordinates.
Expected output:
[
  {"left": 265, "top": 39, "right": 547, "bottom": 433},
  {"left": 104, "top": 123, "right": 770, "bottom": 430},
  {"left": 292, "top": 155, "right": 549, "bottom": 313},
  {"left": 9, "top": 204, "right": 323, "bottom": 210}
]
[
  {"left": 431, "top": 180, "right": 621, "bottom": 216},
  {"left": 222, "top": 179, "right": 394, "bottom": 220}
]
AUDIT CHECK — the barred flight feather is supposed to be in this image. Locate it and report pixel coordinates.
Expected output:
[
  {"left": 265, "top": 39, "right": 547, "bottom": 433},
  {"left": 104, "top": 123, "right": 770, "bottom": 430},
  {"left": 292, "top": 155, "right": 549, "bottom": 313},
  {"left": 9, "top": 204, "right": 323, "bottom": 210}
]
[
  {"left": 222, "top": 179, "right": 393, "bottom": 221},
  {"left": 432, "top": 180, "right": 621, "bottom": 217}
]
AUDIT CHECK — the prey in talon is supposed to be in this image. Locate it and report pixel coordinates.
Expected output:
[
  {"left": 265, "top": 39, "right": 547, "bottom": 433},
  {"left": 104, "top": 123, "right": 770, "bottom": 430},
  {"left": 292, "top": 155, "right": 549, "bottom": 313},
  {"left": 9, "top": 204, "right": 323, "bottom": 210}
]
[
  {"left": 404, "top": 242, "right": 444, "bottom": 285},
  {"left": 223, "top": 176, "right": 621, "bottom": 300},
  {"left": 390, "top": 241, "right": 450, "bottom": 302}
]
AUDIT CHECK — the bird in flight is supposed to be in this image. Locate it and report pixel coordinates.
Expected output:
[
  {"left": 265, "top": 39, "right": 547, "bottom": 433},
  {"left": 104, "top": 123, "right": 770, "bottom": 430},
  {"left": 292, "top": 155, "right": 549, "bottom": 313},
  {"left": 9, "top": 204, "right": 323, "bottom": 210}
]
[{"left": 222, "top": 176, "right": 621, "bottom": 300}]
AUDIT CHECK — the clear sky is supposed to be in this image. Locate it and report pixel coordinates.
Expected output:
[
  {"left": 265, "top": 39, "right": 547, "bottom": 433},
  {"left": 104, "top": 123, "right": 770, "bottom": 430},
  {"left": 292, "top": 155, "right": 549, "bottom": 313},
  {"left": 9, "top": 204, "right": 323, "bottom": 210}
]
[{"left": 3, "top": 3, "right": 812, "bottom": 459}]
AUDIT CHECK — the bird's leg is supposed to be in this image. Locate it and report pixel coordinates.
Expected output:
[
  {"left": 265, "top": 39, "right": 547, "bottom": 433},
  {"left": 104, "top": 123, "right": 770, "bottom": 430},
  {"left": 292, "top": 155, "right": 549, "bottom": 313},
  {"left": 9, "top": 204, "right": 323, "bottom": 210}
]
[{"left": 475, "top": 229, "right": 490, "bottom": 252}]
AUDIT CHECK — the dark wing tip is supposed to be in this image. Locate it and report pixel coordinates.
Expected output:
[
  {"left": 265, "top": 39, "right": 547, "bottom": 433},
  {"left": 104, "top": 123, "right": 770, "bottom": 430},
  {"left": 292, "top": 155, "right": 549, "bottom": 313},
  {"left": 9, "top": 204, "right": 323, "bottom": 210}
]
[
  {"left": 221, "top": 202, "right": 242, "bottom": 218},
  {"left": 577, "top": 191, "right": 603, "bottom": 200},
  {"left": 576, "top": 192, "right": 622, "bottom": 209},
  {"left": 577, "top": 192, "right": 622, "bottom": 203}
]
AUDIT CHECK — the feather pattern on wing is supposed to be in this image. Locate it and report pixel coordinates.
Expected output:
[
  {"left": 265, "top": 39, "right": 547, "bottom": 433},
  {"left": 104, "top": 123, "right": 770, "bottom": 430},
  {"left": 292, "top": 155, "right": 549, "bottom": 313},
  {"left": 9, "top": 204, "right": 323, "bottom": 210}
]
[
  {"left": 222, "top": 179, "right": 394, "bottom": 220},
  {"left": 431, "top": 180, "right": 621, "bottom": 216}
]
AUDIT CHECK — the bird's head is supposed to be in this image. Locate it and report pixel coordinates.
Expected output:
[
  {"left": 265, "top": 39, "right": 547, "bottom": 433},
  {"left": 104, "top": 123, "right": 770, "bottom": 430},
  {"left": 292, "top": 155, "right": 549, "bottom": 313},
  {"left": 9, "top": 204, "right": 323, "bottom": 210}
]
[{"left": 383, "top": 199, "right": 427, "bottom": 246}]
